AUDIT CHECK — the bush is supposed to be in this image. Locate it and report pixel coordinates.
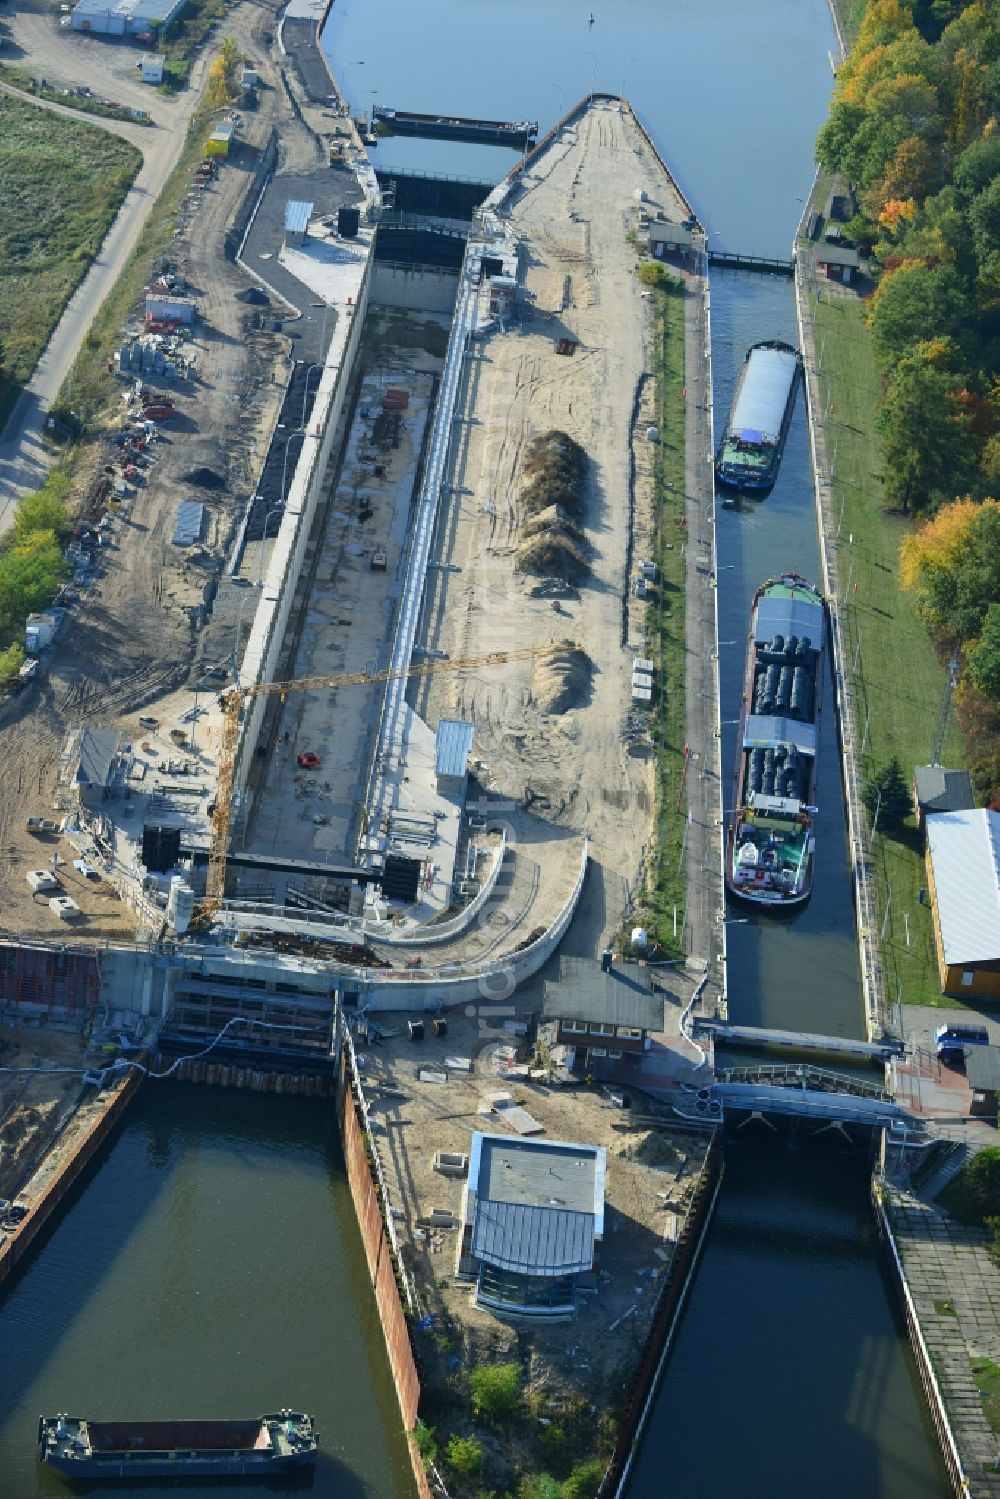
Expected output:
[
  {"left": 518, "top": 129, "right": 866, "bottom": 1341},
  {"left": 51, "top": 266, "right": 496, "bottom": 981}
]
[
  {"left": 13, "top": 475, "right": 73, "bottom": 545},
  {"left": 0, "top": 641, "right": 24, "bottom": 687},
  {"left": 562, "top": 1459, "right": 605, "bottom": 1498},
  {"left": 637, "top": 260, "right": 681, "bottom": 290},
  {"left": 469, "top": 1361, "right": 521, "bottom": 1423},
  {"left": 940, "top": 1148, "right": 1000, "bottom": 1227},
  {"left": 412, "top": 1420, "right": 437, "bottom": 1466},
  {"left": 445, "top": 1434, "right": 482, "bottom": 1480}
]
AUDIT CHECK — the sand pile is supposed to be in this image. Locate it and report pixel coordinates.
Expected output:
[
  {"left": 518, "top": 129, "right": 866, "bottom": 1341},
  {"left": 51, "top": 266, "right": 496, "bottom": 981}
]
[
  {"left": 515, "top": 431, "right": 591, "bottom": 584},
  {"left": 531, "top": 640, "right": 592, "bottom": 714}
]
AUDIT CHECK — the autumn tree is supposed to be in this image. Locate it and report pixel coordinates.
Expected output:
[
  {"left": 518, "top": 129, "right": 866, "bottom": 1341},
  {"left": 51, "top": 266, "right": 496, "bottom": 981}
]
[{"left": 900, "top": 496, "right": 1000, "bottom": 638}]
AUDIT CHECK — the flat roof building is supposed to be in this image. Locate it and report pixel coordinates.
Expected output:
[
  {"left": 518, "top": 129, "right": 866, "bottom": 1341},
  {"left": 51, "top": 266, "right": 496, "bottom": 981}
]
[
  {"left": 925, "top": 809, "right": 1000, "bottom": 1001},
  {"left": 72, "top": 0, "right": 185, "bottom": 36},
  {"left": 457, "top": 1132, "right": 606, "bottom": 1319}
]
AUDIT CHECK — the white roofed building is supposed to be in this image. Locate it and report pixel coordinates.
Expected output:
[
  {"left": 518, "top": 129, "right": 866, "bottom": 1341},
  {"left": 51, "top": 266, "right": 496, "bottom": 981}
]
[{"left": 925, "top": 809, "right": 1000, "bottom": 1000}]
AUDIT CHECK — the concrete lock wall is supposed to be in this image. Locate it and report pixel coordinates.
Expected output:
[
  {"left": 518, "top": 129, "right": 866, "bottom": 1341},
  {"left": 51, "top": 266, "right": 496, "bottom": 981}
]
[{"left": 370, "top": 264, "right": 460, "bottom": 314}]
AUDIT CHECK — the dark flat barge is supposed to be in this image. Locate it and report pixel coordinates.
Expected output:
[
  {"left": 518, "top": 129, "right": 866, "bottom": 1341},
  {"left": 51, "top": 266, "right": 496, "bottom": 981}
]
[
  {"left": 38, "top": 1411, "right": 318, "bottom": 1479},
  {"left": 373, "top": 105, "right": 537, "bottom": 148},
  {"left": 725, "top": 574, "right": 827, "bottom": 909}
]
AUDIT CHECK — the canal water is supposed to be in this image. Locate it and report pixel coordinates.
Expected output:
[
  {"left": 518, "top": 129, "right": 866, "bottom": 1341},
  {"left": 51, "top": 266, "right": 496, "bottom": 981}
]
[
  {"left": 0, "top": 1086, "right": 415, "bottom": 1498},
  {"left": 324, "top": 0, "right": 951, "bottom": 1494}
]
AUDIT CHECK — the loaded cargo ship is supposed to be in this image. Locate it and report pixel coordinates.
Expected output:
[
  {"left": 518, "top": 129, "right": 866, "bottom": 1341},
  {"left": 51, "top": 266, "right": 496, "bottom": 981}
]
[
  {"left": 715, "top": 340, "right": 802, "bottom": 494},
  {"left": 38, "top": 1411, "right": 317, "bottom": 1479},
  {"left": 726, "top": 575, "right": 826, "bottom": 908},
  {"left": 372, "top": 105, "right": 537, "bottom": 148}
]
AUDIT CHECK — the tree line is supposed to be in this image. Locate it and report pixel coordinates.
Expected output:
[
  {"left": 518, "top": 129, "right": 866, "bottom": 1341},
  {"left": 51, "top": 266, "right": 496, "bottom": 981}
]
[
  {"left": 0, "top": 474, "right": 71, "bottom": 687},
  {"left": 816, "top": 0, "right": 1000, "bottom": 801}
]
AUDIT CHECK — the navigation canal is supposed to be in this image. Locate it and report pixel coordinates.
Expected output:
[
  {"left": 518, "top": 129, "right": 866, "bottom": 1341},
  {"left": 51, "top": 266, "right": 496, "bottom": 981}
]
[
  {"left": 326, "top": 0, "right": 952, "bottom": 1493},
  {"left": 0, "top": 1086, "right": 415, "bottom": 1497}
]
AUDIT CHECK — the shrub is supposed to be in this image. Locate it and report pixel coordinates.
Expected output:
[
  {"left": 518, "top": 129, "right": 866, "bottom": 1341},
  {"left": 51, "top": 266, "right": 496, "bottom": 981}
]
[
  {"left": 412, "top": 1420, "right": 437, "bottom": 1466},
  {"left": 0, "top": 641, "right": 24, "bottom": 687},
  {"left": 445, "top": 1434, "right": 482, "bottom": 1480},
  {"left": 469, "top": 1361, "right": 522, "bottom": 1422},
  {"left": 637, "top": 260, "right": 681, "bottom": 290},
  {"left": 940, "top": 1148, "right": 1000, "bottom": 1226},
  {"left": 562, "top": 1459, "right": 606, "bottom": 1498}
]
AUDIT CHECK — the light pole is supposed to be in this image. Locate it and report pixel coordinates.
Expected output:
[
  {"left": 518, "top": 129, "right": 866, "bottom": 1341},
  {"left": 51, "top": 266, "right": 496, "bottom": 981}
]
[
  {"left": 301, "top": 363, "right": 323, "bottom": 430},
  {"left": 279, "top": 427, "right": 306, "bottom": 508},
  {"left": 585, "top": 50, "right": 599, "bottom": 91},
  {"left": 621, "top": 57, "right": 638, "bottom": 98},
  {"left": 255, "top": 507, "right": 285, "bottom": 587},
  {"left": 547, "top": 82, "right": 564, "bottom": 121}
]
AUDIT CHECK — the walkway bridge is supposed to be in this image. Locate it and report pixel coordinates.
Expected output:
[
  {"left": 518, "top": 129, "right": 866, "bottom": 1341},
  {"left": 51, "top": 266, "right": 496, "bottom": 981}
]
[
  {"left": 707, "top": 249, "right": 794, "bottom": 276},
  {"left": 676, "top": 1063, "right": 921, "bottom": 1132},
  {"left": 696, "top": 1019, "right": 903, "bottom": 1062}
]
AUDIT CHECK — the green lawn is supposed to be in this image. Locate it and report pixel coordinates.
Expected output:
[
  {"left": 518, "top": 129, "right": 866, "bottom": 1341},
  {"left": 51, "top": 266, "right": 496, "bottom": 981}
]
[
  {"left": 637, "top": 282, "right": 687, "bottom": 957},
  {"left": 0, "top": 93, "right": 142, "bottom": 416},
  {"left": 808, "top": 271, "right": 964, "bottom": 1010}
]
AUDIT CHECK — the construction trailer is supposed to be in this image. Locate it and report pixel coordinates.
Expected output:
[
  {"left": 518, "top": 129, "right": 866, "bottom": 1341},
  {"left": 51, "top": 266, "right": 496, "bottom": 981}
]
[{"left": 72, "top": 0, "right": 184, "bottom": 35}]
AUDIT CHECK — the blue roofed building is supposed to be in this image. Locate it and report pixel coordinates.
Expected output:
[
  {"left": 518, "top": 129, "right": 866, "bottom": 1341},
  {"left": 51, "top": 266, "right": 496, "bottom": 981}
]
[
  {"left": 434, "top": 718, "right": 474, "bottom": 799},
  {"left": 456, "top": 1132, "right": 605, "bottom": 1319}
]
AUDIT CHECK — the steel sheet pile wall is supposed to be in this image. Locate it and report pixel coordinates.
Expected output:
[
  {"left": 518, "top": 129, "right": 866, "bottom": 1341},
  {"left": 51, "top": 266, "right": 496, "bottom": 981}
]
[{"left": 335, "top": 1047, "right": 431, "bottom": 1499}]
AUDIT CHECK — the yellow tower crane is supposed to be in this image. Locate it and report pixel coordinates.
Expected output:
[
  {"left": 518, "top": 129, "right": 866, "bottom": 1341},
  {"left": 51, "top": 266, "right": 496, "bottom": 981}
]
[{"left": 199, "top": 645, "right": 559, "bottom": 923}]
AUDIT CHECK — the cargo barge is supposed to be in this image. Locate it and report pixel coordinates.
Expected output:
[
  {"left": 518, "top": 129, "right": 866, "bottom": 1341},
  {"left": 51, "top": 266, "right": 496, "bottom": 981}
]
[
  {"left": 715, "top": 339, "right": 802, "bottom": 494},
  {"left": 38, "top": 1411, "right": 318, "bottom": 1479},
  {"left": 726, "top": 575, "right": 826, "bottom": 908},
  {"left": 372, "top": 105, "right": 537, "bottom": 148}
]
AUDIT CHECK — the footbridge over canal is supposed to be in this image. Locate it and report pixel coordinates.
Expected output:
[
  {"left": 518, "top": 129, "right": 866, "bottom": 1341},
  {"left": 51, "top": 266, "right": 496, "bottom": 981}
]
[{"left": 675, "top": 1062, "right": 924, "bottom": 1135}]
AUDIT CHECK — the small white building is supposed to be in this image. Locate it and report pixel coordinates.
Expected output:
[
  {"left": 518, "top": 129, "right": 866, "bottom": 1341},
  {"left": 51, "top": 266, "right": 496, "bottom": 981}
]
[{"left": 140, "top": 53, "right": 164, "bottom": 84}]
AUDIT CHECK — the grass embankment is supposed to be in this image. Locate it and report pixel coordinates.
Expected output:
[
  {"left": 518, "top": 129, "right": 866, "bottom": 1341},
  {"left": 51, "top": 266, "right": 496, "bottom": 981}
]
[
  {"left": 831, "top": 0, "right": 866, "bottom": 47},
  {"left": 810, "top": 276, "right": 963, "bottom": 1009},
  {"left": 637, "top": 279, "right": 687, "bottom": 957},
  {"left": 59, "top": 99, "right": 216, "bottom": 426},
  {"left": 0, "top": 93, "right": 142, "bottom": 431},
  {"left": 0, "top": 61, "right": 153, "bottom": 125}
]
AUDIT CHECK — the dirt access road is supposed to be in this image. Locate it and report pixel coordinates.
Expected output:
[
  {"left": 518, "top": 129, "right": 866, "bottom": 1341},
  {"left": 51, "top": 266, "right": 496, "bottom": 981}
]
[
  {"left": 0, "top": 1, "right": 213, "bottom": 527},
  {"left": 0, "top": 0, "right": 329, "bottom": 942}
]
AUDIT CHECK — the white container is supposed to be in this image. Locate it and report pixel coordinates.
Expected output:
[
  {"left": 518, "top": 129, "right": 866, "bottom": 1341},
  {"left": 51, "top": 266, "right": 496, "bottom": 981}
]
[
  {"left": 631, "top": 926, "right": 650, "bottom": 952},
  {"left": 167, "top": 877, "right": 195, "bottom": 934},
  {"left": 27, "top": 870, "right": 59, "bottom": 892}
]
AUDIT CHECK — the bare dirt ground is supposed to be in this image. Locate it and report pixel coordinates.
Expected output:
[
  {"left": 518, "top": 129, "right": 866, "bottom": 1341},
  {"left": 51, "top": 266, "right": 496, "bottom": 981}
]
[
  {"left": 0, "top": 1022, "right": 89, "bottom": 1203},
  {"left": 0, "top": 0, "right": 325, "bottom": 943},
  {"left": 417, "top": 102, "right": 691, "bottom": 958},
  {"left": 358, "top": 1005, "right": 710, "bottom": 1487}
]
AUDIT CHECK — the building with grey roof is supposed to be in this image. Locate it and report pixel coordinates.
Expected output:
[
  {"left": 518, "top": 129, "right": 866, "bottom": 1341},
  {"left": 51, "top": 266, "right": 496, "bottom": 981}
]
[
  {"left": 964, "top": 1046, "right": 1000, "bottom": 1117},
  {"left": 925, "top": 809, "right": 1000, "bottom": 1001},
  {"left": 542, "top": 954, "right": 665, "bottom": 1072},
  {"left": 912, "top": 765, "right": 975, "bottom": 829},
  {"left": 75, "top": 729, "right": 120, "bottom": 805},
  {"left": 457, "top": 1132, "right": 605, "bottom": 1319},
  {"left": 434, "top": 718, "right": 474, "bottom": 797},
  {"left": 72, "top": 0, "right": 185, "bottom": 37}
]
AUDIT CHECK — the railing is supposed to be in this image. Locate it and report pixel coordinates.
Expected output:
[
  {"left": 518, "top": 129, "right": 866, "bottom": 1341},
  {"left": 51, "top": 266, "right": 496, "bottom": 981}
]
[{"left": 717, "top": 1061, "right": 891, "bottom": 1100}]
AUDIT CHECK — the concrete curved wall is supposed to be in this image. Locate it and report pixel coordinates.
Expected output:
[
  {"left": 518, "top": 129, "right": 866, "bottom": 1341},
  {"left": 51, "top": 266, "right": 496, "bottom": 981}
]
[{"left": 359, "top": 839, "right": 589, "bottom": 1009}]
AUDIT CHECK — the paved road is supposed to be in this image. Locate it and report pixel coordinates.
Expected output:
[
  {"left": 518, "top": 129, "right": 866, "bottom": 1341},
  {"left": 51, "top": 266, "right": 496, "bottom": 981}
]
[{"left": 0, "top": 56, "right": 208, "bottom": 531}]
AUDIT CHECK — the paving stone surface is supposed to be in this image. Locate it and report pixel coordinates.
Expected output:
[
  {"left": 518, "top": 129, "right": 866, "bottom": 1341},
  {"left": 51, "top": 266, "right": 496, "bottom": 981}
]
[{"left": 888, "top": 1185, "right": 1000, "bottom": 1498}]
